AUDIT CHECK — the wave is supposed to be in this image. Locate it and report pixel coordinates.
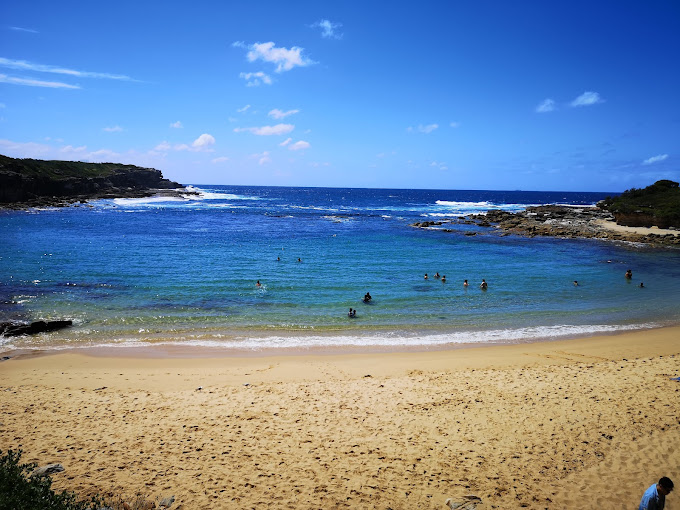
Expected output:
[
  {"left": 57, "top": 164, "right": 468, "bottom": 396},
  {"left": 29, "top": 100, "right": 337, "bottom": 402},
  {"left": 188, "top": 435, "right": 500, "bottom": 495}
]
[{"left": 1, "top": 322, "right": 660, "bottom": 353}]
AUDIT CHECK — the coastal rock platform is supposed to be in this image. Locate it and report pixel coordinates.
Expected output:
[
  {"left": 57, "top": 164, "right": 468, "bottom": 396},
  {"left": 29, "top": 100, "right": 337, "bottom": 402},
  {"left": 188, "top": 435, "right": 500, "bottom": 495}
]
[{"left": 412, "top": 206, "right": 680, "bottom": 247}]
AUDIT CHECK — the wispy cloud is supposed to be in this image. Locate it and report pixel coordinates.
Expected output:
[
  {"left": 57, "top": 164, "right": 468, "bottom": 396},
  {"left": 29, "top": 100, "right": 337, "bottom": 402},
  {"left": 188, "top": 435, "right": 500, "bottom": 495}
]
[
  {"left": 642, "top": 154, "right": 668, "bottom": 165},
  {"left": 408, "top": 124, "right": 439, "bottom": 134},
  {"left": 169, "top": 121, "right": 183, "bottom": 129},
  {"left": 234, "top": 124, "right": 294, "bottom": 136},
  {"left": 570, "top": 91, "right": 603, "bottom": 107},
  {"left": 153, "top": 134, "right": 216, "bottom": 153},
  {"left": 234, "top": 41, "right": 314, "bottom": 73},
  {"left": 239, "top": 71, "right": 272, "bottom": 86},
  {"left": 449, "top": 121, "right": 461, "bottom": 128},
  {"left": 288, "top": 140, "right": 310, "bottom": 151},
  {"left": 253, "top": 151, "right": 271, "bottom": 165},
  {"left": 9, "top": 26, "right": 38, "bottom": 34},
  {"left": 269, "top": 108, "right": 299, "bottom": 119},
  {"left": 279, "top": 137, "right": 292, "bottom": 147},
  {"left": 536, "top": 98, "right": 556, "bottom": 113},
  {"left": 310, "top": 19, "right": 343, "bottom": 39},
  {"left": 237, "top": 104, "right": 251, "bottom": 113},
  {"left": 103, "top": 125, "right": 123, "bottom": 132},
  {"left": 0, "top": 57, "right": 135, "bottom": 81},
  {"left": 211, "top": 156, "right": 229, "bottom": 164},
  {"left": 0, "top": 73, "right": 80, "bottom": 89}
]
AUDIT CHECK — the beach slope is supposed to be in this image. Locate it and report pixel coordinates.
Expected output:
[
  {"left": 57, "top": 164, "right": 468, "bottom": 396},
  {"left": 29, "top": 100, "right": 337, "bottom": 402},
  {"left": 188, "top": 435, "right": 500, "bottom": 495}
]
[{"left": 1, "top": 328, "right": 678, "bottom": 509}]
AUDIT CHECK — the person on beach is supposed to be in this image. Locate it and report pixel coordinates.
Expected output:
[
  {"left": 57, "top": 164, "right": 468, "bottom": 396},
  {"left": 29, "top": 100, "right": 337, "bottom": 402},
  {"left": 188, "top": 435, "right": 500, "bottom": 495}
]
[
  {"left": 480, "top": 279, "right": 488, "bottom": 290},
  {"left": 626, "top": 269, "right": 633, "bottom": 279},
  {"left": 639, "top": 477, "right": 673, "bottom": 510},
  {"left": 463, "top": 279, "right": 469, "bottom": 287}
]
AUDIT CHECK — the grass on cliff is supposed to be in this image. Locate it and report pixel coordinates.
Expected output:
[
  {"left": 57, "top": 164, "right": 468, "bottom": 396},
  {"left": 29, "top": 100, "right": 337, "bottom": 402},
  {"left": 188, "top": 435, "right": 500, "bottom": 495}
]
[
  {"left": 600, "top": 179, "right": 680, "bottom": 226},
  {"left": 0, "top": 154, "right": 146, "bottom": 180}
]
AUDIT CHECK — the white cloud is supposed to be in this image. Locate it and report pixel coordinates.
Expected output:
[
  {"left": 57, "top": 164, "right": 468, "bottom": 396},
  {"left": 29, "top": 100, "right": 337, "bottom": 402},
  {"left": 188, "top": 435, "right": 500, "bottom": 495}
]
[
  {"left": 192, "top": 133, "right": 215, "bottom": 150},
  {"left": 0, "top": 57, "right": 134, "bottom": 81},
  {"left": 154, "top": 141, "right": 172, "bottom": 152},
  {"left": 103, "top": 125, "right": 123, "bottom": 132},
  {"left": 570, "top": 91, "right": 603, "bottom": 107},
  {"left": 237, "top": 41, "right": 314, "bottom": 73},
  {"left": 86, "top": 149, "right": 119, "bottom": 161},
  {"left": 9, "top": 26, "right": 38, "bottom": 33},
  {"left": 536, "top": 99, "right": 556, "bottom": 113},
  {"left": 449, "top": 121, "right": 461, "bottom": 128},
  {"left": 279, "top": 137, "right": 292, "bottom": 147},
  {"left": 408, "top": 124, "right": 439, "bottom": 134},
  {"left": 253, "top": 151, "right": 271, "bottom": 165},
  {"left": 0, "top": 73, "right": 80, "bottom": 89},
  {"left": 237, "top": 104, "right": 251, "bottom": 113},
  {"left": 0, "top": 138, "right": 51, "bottom": 157},
  {"left": 239, "top": 71, "right": 272, "bottom": 87},
  {"left": 269, "top": 108, "right": 299, "bottom": 119},
  {"left": 310, "top": 19, "right": 343, "bottom": 39},
  {"left": 211, "top": 156, "right": 229, "bottom": 163},
  {"left": 169, "top": 121, "right": 183, "bottom": 128},
  {"left": 642, "top": 154, "right": 668, "bottom": 165},
  {"left": 234, "top": 124, "right": 294, "bottom": 136},
  {"left": 60, "top": 145, "right": 87, "bottom": 153},
  {"left": 288, "top": 140, "right": 310, "bottom": 151}
]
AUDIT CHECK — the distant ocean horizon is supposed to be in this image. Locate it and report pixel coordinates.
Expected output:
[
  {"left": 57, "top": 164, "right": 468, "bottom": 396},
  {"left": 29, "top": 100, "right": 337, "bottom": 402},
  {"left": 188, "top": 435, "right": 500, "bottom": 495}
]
[{"left": 2, "top": 185, "right": 679, "bottom": 354}]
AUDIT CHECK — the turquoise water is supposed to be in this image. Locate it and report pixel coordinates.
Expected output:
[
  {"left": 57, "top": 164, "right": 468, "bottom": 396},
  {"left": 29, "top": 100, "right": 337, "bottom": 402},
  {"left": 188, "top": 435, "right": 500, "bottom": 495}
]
[{"left": 2, "top": 185, "right": 679, "bottom": 352}]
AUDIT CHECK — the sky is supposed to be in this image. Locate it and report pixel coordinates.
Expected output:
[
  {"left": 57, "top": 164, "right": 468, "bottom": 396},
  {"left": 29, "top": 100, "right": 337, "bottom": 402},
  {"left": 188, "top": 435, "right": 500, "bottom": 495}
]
[{"left": 1, "top": 1, "right": 679, "bottom": 192}]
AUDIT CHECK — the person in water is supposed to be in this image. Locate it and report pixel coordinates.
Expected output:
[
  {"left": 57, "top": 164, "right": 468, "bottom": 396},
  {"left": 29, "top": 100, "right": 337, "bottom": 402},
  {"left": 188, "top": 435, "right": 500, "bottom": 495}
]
[
  {"left": 625, "top": 269, "right": 633, "bottom": 279},
  {"left": 424, "top": 273, "right": 429, "bottom": 280},
  {"left": 639, "top": 282, "right": 645, "bottom": 288},
  {"left": 441, "top": 275, "right": 446, "bottom": 283},
  {"left": 363, "top": 292, "right": 372, "bottom": 302},
  {"left": 256, "top": 280, "right": 262, "bottom": 287},
  {"left": 573, "top": 280, "right": 579, "bottom": 286},
  {"left": 434, "top": 272, "right": 440, "bottom": 279},
  {"left": 480, "top": 279, "right": 488, "bottom": 289},
  {"left": 463, "top": 279, "right": 469, "bottom": 287},
  {"left": 348, "top": 308, "right": 356, "bottom": 317}
]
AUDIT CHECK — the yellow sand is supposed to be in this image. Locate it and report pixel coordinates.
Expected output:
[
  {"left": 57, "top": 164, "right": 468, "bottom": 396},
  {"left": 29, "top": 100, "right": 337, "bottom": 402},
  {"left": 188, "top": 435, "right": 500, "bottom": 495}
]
[
  {"left": 594, "top": 218, "right": 680, "bottom": 237},
  {"left": 1, "top": 328, "right": 679, "bottom": 509}
]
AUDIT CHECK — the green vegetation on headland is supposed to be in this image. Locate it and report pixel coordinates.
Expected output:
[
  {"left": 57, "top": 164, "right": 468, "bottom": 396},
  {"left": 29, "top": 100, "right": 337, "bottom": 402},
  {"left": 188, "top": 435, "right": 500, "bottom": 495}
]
[
  {"left": 0, "top": 154, "right": 183, "bottom": 208},
  {"left": 599, "top": 180, "right": 680, "bottom": 229}
]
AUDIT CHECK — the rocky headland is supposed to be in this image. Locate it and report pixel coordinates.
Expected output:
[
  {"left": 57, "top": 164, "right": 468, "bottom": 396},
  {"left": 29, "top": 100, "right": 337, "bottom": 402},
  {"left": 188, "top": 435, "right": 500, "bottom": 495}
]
[
  {"left": 412, "top": 205, "right": 680, "bottom": 247},
  {"left": 0, "top": 154, "right": 188, "bottom": 209}
]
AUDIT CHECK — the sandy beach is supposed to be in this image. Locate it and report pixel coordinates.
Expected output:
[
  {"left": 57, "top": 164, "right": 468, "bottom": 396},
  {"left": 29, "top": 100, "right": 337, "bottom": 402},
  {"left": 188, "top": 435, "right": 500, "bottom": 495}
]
[{"left": 1, "top": 329, "right": 679, "bottom": 509}]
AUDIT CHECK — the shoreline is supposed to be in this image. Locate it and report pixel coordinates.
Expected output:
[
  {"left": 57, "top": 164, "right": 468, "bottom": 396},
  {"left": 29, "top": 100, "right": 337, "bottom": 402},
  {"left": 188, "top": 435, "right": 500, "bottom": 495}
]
[
  {"left": 1, "top": 321, "right": 673, "bottom": 361},
  {"left": 2, "top": 327, "right": 678, "bottom": 508}
]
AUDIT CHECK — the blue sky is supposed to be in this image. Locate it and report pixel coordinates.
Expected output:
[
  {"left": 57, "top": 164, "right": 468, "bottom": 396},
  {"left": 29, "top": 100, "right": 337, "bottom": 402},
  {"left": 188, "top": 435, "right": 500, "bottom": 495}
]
[{"left": 1, "top": 1, "right": 678, "bottom": 192}]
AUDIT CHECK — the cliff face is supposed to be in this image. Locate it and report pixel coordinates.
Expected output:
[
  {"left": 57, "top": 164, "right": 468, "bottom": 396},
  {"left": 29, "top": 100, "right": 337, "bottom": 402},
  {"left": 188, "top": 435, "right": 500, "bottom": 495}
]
[{"left": 0, "top": 155, "right": 183, "bottom": 205}]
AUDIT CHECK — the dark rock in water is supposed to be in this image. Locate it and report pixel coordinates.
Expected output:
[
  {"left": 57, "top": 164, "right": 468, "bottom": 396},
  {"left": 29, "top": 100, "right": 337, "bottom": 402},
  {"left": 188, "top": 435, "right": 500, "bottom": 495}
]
[
  {"left": 1, "top": 319, "right": 72, "bottom": 337},
  {"left": 32, "top": 463, "right": 65, "bottom": 477}
]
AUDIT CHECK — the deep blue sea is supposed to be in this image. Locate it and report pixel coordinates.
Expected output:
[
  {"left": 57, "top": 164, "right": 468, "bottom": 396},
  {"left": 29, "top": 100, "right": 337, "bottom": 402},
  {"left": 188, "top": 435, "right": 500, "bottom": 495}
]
[{"left": 2, "top": 185, "right": 680, "bottom": 353}]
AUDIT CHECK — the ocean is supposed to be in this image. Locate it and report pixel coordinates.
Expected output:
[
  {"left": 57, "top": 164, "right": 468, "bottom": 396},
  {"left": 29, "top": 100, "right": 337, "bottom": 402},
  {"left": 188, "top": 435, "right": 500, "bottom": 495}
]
[{"left": 2, "top": 185, "right": 679, "bottom": 353}]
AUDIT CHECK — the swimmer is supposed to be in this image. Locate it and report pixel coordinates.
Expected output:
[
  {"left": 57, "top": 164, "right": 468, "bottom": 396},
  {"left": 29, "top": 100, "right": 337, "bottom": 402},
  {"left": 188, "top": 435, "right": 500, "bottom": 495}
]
[
  {"left": 480, "top": 279, "right": 488, "bottom": 290},
  {"left": 639, "top": 282, "right": 644, "bottom": 288},
  {"left": 573, "top": 280, "right": 579, "bottom": 286},
  {"left": 277, "top": 256, "right": 280, "bottom": 261},
  {"left": 256, "top": 280, "right": 261, "bottom": 287},
  {"left": 463, "top": 279, "right": 469, "bottom": 287},
  {"left": 441, "top": 275, "right": 446, "bottom": 283},
  {"left": 363, "top": 292, "right": 372, "bottom": 302},
  {"left": 434, "top": 272, "right": 440, "bottom": 279},
  {"left": 424, "top": 273, "right": 429, "bottom": 280},
  {"left": 625, "top": 269, "right": 633, "bottom": 279},
  {"left": 297, "top": 258, "right": 302, "bottom": 262},
  {"left": 348, "top": 308, "right": 357, "bottom": 317}
]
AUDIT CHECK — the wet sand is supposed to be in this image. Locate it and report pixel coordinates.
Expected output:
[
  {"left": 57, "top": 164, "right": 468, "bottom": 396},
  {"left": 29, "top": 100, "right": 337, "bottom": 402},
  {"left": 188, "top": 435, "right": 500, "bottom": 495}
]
[{"left": 1, "top": 327, "right": 679, "bottom": 509}]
